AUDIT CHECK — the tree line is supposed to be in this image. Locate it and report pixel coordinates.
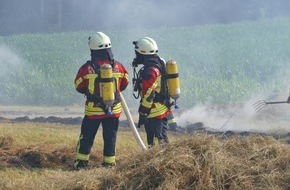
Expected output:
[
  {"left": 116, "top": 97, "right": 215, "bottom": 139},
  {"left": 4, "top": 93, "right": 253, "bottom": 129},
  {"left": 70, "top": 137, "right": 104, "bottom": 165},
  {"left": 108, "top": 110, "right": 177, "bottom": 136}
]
[{"left": 0, "top": 0, "right": 290, "bottom": 35}]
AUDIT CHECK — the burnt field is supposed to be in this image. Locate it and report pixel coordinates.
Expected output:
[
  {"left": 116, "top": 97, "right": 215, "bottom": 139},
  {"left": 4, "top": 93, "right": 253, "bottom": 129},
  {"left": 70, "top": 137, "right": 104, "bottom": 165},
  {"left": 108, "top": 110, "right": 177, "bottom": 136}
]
[
  {"left": 0, "top": 105, "right": 290, "bottom": 189},
  {"left": 0, "top": 120, "right": 290, "bottom": 189},
  {"left": 0, "top": 105, "right": 289, "bottom": 144}
]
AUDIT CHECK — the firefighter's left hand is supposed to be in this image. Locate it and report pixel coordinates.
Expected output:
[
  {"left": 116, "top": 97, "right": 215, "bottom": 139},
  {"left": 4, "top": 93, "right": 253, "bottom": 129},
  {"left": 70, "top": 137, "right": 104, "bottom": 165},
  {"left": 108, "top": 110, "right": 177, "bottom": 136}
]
[
  {"left": 137, "top": 106, "right": 150, "bottom": 128},
  {"left": 287, "top": 96, "right": 290, "bottom": 103},
  {"left": 137, "top": 113, "right": 147, "bottom": 128}
]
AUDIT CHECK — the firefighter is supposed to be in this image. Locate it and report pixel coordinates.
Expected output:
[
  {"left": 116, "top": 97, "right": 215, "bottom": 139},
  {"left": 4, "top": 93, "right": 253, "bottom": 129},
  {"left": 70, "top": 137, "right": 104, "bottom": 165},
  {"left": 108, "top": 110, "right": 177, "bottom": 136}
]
[
  {"left": 73, "top": 32, "right": 129, "bottom": 169},
  {"left": 132, "top": 37, "right": 172, "bottom": 147}
]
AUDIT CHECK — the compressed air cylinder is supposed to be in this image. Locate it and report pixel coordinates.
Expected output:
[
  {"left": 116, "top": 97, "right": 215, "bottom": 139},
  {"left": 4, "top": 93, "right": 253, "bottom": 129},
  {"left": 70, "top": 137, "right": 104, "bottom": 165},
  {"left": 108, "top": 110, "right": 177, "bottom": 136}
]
[
  {"left": 100, "top": 64, "right": 115, "bottom": 108},
  {"left": 166, "top": 60, "right": 180, "bottom": 100}
]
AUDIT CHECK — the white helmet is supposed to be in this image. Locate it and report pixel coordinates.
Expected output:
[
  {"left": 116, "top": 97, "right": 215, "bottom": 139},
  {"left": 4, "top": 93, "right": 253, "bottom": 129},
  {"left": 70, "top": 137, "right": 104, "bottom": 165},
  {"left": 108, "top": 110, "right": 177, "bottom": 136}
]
[
  {"left": 88, "top": 32, "right": 111, "bottom": 50},
  {"left": 133, "top": 37, "right": 158, "bottom": 55}
]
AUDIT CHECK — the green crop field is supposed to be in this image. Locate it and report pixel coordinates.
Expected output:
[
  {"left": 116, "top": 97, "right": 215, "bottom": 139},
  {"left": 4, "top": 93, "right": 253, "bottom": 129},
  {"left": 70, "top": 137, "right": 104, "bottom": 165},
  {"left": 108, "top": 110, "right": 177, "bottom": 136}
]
[{"left": 0, "top": 17, "right": 289, "bottom": 108}]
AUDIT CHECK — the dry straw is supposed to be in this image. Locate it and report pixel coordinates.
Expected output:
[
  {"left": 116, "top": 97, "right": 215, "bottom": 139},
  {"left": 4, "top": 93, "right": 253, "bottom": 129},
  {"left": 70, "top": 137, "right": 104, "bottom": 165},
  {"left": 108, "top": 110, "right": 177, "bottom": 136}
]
[
  {"left": 0, "top": 129, "right": 290, "bottom": 189},
  {"left": 101, "top": 134, "right": 290, "bottom": 190}
]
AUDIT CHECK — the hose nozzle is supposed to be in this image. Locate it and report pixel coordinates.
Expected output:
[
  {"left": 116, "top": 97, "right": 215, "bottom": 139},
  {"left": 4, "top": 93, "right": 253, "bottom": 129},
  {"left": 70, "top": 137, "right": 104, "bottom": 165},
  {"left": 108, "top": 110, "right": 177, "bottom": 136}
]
[{"left": 173, "top": 100, "right": 179, "bottom": 109}]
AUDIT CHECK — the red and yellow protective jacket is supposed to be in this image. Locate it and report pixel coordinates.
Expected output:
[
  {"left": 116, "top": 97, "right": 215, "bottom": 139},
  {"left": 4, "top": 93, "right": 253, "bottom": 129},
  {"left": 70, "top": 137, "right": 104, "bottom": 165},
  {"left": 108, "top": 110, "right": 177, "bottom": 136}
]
[
  {"left": 74, "top": 59, "right": 129, "bottom": 119},
  {"left": 139, "top": 62, "right": 171, "bottom": 119}
]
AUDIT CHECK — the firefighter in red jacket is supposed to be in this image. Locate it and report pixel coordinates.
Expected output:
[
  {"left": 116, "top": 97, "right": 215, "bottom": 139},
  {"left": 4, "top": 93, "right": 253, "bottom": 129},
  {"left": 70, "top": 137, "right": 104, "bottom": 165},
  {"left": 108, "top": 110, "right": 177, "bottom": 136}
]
[
  {"left": 73, "top": 32, "right": 129, "bottom": 169},
  {"left": 132, "top": 37, "right": 172, "bottom": 147}
]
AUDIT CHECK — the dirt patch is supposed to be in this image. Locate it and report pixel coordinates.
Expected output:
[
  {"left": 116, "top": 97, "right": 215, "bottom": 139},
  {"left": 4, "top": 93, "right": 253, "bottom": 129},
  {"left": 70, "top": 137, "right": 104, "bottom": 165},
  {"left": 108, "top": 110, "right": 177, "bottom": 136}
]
[
  {"left": 19, "top": 150, "right": 44, "bottom": 168},
  {"left": 0, "top": 145, "right": 77, "bottom": 170}
]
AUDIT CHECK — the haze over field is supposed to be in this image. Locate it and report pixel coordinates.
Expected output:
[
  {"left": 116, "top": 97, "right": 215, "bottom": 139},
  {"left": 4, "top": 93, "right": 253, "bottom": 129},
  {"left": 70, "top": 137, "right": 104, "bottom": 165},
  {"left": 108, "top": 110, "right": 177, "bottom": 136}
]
[
  {"left": 0, "top": 0, "right": 290, "bottom": 135},
  {"left": 1, "top": 0, "right": 290, "bottom": 35}
]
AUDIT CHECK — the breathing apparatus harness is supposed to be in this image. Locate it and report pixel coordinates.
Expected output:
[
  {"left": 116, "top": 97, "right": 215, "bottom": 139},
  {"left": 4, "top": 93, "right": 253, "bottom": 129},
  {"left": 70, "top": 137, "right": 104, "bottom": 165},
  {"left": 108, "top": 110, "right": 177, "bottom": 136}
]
[
  {"left": 85, "top": 49, "right": 119, "bottom": 114},
  {"left": 132, "top": 53, "right": 173, "bottom": 109}
]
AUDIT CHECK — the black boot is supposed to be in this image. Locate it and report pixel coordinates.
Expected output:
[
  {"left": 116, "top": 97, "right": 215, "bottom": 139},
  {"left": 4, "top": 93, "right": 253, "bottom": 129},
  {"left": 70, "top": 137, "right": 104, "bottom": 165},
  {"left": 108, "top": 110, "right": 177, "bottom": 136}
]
[
  {"left": 101, "top": 162, "right": 116, "bottom": 168},
  {"left": 73, "top": 160, "right": 89, "bottom": 170},
  {"left": 158, "top": 138, "right": 168, "bottom": 148}
]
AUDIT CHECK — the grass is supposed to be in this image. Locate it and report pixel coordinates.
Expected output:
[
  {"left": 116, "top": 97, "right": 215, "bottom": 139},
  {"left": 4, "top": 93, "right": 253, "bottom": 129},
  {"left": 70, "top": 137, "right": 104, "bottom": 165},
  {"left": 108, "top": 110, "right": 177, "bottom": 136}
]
[{"left": 0, "top": 121, "right": 290, "bottom": 189}]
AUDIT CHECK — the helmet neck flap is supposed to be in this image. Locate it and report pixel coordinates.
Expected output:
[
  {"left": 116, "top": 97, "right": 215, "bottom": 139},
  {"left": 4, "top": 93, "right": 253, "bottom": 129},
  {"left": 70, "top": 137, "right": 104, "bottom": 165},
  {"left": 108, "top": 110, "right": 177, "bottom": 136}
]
[
  {"left": 91, "top": 48, "right": 114, "bottom": 61},
  {"left": 133, "top": 50, "right": 160, "bottom": 66}
]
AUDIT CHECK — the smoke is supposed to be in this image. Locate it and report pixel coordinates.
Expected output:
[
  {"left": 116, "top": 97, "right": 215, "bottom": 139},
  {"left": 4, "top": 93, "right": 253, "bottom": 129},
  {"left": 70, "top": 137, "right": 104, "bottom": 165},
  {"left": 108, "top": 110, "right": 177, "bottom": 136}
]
[
  {"left": 0, "top": 45, "right": 27, "bottom": 104},
  {"left": 176, "top": 93, "right": 290, "bottom": 135},
  {"left": 0, "top": 45, "right": 24, "bottom": 73},
  {"left": 175, "top": 43, "right": 290, "bottom": 135},
  {"left": 175, "top": 55, "right": 290, "bottom": 135}
]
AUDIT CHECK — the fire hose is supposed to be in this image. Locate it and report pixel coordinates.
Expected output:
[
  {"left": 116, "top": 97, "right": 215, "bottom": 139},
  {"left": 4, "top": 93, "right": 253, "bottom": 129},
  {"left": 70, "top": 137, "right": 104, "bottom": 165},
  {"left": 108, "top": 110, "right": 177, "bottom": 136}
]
[{"left": 120, "top": 93, "right": 147, "bottom": 151}]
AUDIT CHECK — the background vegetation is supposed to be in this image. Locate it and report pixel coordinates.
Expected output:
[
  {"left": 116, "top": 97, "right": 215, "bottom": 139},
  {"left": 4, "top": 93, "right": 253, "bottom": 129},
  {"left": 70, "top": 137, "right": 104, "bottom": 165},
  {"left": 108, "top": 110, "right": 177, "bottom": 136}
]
[
  {"left": 1, "top": 0, "right": 290, "bottom": 35},
  {"left": 0, "top": 17, "right": 289, "bottom": 108}
]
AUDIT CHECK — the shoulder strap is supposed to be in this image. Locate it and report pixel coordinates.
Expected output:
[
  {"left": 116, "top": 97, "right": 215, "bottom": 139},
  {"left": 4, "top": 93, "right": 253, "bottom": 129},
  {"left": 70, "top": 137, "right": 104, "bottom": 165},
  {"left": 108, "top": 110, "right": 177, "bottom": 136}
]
[
  {"left": 132, "top": 66, "right": 144, "bottom": 99},
  {"left": 145, "top": 57, "right": 166, "bottom": 76},
  {"left": 86, "top": 60, "right": 100, "bottom": 74},
  {"left": 151, "top": 58, "right": 171, "bottom": 107}
]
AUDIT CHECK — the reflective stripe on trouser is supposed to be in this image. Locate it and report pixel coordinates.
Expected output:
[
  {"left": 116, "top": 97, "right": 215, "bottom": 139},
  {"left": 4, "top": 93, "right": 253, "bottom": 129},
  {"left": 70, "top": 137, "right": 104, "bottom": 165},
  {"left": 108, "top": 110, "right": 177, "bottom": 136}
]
[
  {"left": 75, "top": 134, "right": 90, "bottom": 161},
  {"left": 144, "top": 117, "right": 168, "bottom": 146},
  {"left": 166, "top": 112, "right": 177, "bottom": 131},
  {"left": 104, "top": 155, "right": 116, "bottom": 164},
  {"left": 75, "top": 116, "right": 119, "bottom": 162}
]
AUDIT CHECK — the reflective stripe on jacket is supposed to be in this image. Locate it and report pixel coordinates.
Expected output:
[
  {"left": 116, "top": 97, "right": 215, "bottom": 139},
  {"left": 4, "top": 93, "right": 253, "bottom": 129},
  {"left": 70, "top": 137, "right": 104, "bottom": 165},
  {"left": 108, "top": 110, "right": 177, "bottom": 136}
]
[
  {"left": 140, "top": 66, "right": 171, "bottom": 119},
  {"left": 74, "top": 59, "right": 129, "bottom": 119}
]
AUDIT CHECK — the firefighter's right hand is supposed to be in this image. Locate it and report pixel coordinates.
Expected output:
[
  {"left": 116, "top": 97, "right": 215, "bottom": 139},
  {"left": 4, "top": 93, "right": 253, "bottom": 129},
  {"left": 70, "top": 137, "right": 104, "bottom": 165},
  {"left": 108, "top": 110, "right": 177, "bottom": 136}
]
[
  {"left": 86, "top": 93, "right": 101, "bottom": 103},
  {"left": 287, "top": 96, "right": 290, "bottom": 103},
  {"left": 137, "top": 113, "right": 147, "bottom": 128}
]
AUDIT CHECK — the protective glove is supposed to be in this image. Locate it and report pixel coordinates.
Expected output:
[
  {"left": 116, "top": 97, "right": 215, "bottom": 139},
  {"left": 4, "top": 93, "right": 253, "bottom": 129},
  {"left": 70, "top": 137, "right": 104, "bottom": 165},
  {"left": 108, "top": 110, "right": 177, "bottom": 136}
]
[
  {"left": 137, "top": 106, "right": 150, "bottom": 128},
  {"left": 86, "top": 92, "right": 101, "bottom": 103},
  {"left": 137, "top": 113, "right": 148, "bottom": 128},
  {"left": 287, "top": 96, "right": 290, "bottom": 103}
]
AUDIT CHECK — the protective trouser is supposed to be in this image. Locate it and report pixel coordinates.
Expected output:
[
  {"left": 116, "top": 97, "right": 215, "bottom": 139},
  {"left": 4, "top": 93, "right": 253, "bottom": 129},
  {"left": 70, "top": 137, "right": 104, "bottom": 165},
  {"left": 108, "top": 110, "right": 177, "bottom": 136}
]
[
  {"left": 75, "top": 116, "right": 119, "bottom": 164},
  {"left": 144, "top": 117, "right": 168, "bottom": 147}
]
